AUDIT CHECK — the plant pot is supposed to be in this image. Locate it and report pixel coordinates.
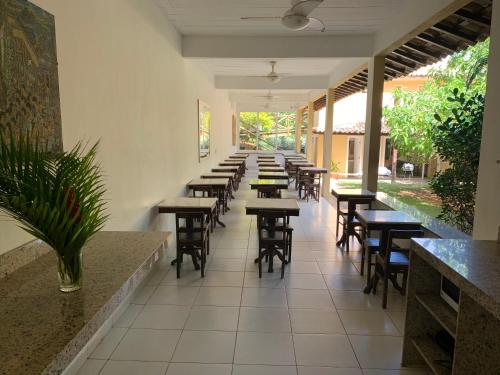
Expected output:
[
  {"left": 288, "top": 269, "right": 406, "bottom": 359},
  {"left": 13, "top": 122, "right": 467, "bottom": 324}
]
[{"left": 57, "top": 251, "right": 83, "bottom": 292}]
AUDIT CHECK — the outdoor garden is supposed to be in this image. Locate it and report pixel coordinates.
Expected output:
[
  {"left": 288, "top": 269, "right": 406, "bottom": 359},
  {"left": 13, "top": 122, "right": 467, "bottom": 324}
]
[{"left": 337, "top": 38, "right": 489, "bottom": 233}]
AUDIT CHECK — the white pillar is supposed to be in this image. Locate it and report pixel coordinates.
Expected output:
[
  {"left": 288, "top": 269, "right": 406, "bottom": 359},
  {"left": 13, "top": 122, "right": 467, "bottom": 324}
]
[
  {"left": 295, "top": 108, "right": 303, "bottom": 153},
  {"left": 361, "top": 56, "right": 385, "bottom": 192},
  {"left": 306, "top": 102, "right": 315, "bottom": 161},
  {"left": 473, "top": 1, "right": 500, "bottom": 240},
  {"left": 322, "top": 88, "right": 335, "bottom": 196}
]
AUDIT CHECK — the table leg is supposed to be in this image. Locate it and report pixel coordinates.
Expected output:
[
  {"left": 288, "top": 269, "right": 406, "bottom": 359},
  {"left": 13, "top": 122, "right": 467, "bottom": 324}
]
[{"left": 364, "top": 229, "right": 388, "bottom": 294}]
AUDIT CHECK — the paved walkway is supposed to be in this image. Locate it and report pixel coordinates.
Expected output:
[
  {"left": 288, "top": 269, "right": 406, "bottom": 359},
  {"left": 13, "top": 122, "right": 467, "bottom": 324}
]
[{"left": 76, "top": 155, "right": 428, "bottom": 375}]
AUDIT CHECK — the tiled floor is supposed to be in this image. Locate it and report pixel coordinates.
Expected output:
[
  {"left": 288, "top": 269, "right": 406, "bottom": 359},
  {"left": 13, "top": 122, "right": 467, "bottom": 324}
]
[{"left": 77, "top": 155, "right": 429, "bottom": 375}]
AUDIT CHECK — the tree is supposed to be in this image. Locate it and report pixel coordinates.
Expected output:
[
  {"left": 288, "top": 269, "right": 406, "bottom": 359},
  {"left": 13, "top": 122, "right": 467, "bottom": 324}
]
[
  {"left": 383, "top": 38, "right": 489, "bottom": 176},
  {"left": 383, "top": 87, "right": 435, "bottom": 167},
  {"left": 430, "top": 87, "right": 485, "bottom": 234}
]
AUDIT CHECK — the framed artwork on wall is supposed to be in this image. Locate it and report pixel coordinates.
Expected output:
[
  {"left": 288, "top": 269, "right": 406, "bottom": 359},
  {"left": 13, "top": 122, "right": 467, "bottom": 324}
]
[
  {"left": 0, "top": 0, "right": 63, "bottom": 153},
  {"left": 198, "top": 100, "right": 210, "bottom": 160}
]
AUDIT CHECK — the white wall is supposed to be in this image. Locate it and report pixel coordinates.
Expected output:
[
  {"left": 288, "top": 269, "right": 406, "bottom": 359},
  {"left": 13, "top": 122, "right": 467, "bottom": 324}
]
[{"left": 0, "top": 0, "right": 235, "bottom": 255}]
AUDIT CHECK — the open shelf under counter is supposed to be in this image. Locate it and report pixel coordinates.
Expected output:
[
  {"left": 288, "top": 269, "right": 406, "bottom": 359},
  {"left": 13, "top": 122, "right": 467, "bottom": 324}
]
[
  {"left": 411, "top": 336, "right": 452, "bottom": 375},
  {"left": 402, "top": 238, "right": 500, "bottom": 375},
  {"left": 415, "top": 293, "right": 457, "bottom": 338}
]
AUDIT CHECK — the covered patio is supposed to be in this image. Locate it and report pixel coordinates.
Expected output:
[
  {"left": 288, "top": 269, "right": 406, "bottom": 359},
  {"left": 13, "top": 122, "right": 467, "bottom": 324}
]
[{"left": 0, "top": 1, "right": 499, "bottom": 375}]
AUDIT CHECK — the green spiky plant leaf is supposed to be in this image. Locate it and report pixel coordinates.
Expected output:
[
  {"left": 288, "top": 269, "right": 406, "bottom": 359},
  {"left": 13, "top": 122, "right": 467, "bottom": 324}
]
[{"left": 0, "top": 128, "right": 108, "bottom": 283}]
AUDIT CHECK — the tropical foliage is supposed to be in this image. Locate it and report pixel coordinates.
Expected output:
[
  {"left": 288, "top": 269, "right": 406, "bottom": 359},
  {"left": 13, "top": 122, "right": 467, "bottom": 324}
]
[
  {"left": 383, "top": 38, "right": 489, "bottom": 233},
  {"left": 0, "top": 129, "right": 108, "bottom": 281},
  {"left": 239, "top": 111, "right": 296, "bottom": 150}
]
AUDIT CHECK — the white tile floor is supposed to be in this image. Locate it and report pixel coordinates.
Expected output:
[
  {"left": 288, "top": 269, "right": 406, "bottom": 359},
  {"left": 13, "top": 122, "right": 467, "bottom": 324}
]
[{"left": 77, "top": 155, "right": 430, "bottom": 375}]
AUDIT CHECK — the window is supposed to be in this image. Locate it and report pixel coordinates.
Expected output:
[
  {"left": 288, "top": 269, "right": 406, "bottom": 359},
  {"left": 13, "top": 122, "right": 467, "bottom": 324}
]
[{"left": 239, "top": 111, "right": 296, "bottom": 151}]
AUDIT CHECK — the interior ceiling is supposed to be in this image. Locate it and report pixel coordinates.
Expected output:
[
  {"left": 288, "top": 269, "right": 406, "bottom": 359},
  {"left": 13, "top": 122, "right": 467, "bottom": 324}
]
[
  {"left": 157, "top": 0, "right": 405, "bottom": 36},
  {"left": 197, "top": 58, "right": 343, "bottom": 76}
]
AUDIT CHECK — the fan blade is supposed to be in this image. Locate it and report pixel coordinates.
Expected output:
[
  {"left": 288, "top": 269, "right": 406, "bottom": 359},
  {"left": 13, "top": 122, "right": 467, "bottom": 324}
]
[
  {"left": 241, "top": 17, "right": 281, "bottom": 20},
  {"left": 290, "top": 0, "right": 323, "bottom": 17},
  {"left": 307, "top": 17, "right": 326, "bottom": 32}
]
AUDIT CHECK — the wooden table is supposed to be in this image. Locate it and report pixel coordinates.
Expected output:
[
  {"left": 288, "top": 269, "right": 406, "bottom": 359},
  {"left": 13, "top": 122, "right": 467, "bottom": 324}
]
[
  {"left": 258, "top": 171, "right": 289, "bottom": 180},
  {"left": 246, "top": 198, "right": 300, "bottom": 216},
  {"left": 219, "top": 161, "right": 244, "bottom": 169},
  {"left": 201, "top": 172, "right": 236, "bottom": 196},
  {"left": 355, "top": 209, "right": 422, "bottom": 294},
  {"left": 187, "top": 179, "right": 229, "bottom": 224},
  {"left": 257, "top": 162, "right": 280, "bottom": 167},
  {"left": 212, "top": 166, "right": 238, "bottom": 173},
  {"left": 259, "top": 167, "right": 285, "bottom": 172},
  {"left": 158, "top": 197, "right": 217, "bottom": 215},
  {"left": 290, "top": 161, "right": 314, "bottom": 167},
  {"left": 229, "top": 155, "right": 247, "bottom": 159},
  {"left": 222, "top": 160, "right": 244, "bottom": 164},
  {"left": 246, "top": 198, "right": 300, "bottom": 271},
  {"left": 249, "top": 179, "right": 288, "bottom": 198},
  {"left": 331, "top": 188, "right": 376, "bottom": 251}
]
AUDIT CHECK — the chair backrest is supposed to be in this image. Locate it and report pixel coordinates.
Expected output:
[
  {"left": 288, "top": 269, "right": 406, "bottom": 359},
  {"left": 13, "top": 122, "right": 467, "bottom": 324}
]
[
  {"left": 175, "top": 211, "right": 205, "bottom": 234},
  {"left": 383, "top": 229, "right": 425, "bottom": 261},
  {"left": 193, "top": 186, "right": 215, "bottom": 198},
  {"left": 257, "top": 210, "right": 287, "bottom": 241}
]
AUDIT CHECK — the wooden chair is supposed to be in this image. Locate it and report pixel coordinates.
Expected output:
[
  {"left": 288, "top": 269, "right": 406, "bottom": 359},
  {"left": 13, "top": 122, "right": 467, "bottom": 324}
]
[
  {"left": 301, "top": 173, "right": 320, "bottom": 202},
  {"left": 175, "top": 212, "right": 210, "bottom": 279},
  {"left": 257, "top": 210, "right": 288, "bottom": 279},
  {"left": 372, "top": 229, "right": 424, "bottom": 308},
  {"left": 336, "top": 198, "right": 372, "bottom": 249},
  {"left": 192, "top": 187, "right": 221, "bottom": 231}
]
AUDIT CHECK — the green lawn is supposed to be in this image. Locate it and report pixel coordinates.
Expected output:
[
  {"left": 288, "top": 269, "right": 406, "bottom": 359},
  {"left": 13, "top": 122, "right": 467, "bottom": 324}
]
[{"left": 335, "top": 179, "right": 442, "bottom": 218}]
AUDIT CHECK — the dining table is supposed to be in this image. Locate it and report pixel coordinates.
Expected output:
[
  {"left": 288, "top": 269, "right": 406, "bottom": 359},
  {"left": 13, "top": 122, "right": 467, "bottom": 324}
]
[
  {"left": 201, "top": 172, "right": 236, "bottom": 197},
  {"left": 187, "top": 178, "right": 229, "bottom": 226},
  {"left": 331, "top": 188, "right": 376, "bottom": 251},
  {"left": 257, "top": 162, "right": 281, "bottom": 167},
  {"left": 158, "top": 197, "right": 218, "bottom": 269},
  {"left": 249, "top": 179, "right": 289, "bottom": 198},
  {"left": 258, "top": 171, "right": 289, "bottom": 180},
  {"left": 355, "top": 209, "right": 422, "bottom": 294},
  {"left": 246, "top": 198, "right": 300, "bottom": 272},
  {"left": 259, "top": 166, "right": 285, "bottom": 172}
]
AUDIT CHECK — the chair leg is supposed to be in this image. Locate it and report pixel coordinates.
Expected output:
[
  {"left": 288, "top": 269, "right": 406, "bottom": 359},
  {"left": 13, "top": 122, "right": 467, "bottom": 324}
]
[
  {"left": 288, "top": 231, "right": 293, "bottom": 263},
  {"left": 401, "top": 270, "right": 409, "bottom": 296},
  {"left": 360, "top": 246, "right": 366, "bottom": 276},
  {"left": 258, "top": 250, "right": 263, "bottom": 278},
  {"left": 176, "top": 244, "right": 181, "bottom": 279},
  {"left": 382, "top": 270, "right": 389, "bottom": 309}
]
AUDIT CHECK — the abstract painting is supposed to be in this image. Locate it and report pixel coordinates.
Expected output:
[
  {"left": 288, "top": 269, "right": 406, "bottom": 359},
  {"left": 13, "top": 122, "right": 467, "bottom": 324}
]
[
  {"left": 0, "top": 0, "right": 62, "bottom": 153},
  {"left": 198, "top": 99, "right": 210, "bottom": 160}
]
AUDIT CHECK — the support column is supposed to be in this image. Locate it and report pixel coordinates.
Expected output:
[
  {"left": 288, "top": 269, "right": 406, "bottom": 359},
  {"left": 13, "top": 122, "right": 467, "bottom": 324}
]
[
  {"left": 306, "top": 102, "right": 315, "bottom": 161},
  {"left": 361, "top": 55, "right": 385, "bottom": 192},
  {"left": 473, "top": 0, "right": 500, "bottom": 240},
  {"left": 322, "top": 88, "right": 335, "bottom": 197},
  {"left": 295, "top": 108, "right": 303, "bottom": 153}
]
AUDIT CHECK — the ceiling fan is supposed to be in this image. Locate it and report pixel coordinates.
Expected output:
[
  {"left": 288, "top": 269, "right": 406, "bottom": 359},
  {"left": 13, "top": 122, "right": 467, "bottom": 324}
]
[
  {"left": 241, "top": 0, "right": 325, "bottom": 33},
  {"left": 254, "top": 90, "right": 282, "bottom": 100},
  {"left": 247, "top": 61, "right": 289, "bottom": 83}
]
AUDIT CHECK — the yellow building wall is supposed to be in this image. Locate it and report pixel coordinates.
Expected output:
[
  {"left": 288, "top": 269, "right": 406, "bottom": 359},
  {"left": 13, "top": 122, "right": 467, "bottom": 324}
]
[{"left": 314, "top": 134, "right": 348, "bottom": 172}]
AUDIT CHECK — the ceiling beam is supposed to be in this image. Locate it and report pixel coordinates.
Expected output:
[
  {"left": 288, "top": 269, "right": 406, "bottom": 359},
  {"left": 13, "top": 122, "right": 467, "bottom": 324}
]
[
  {"left": 454, "top": 8, "right": 491, "bottom": 28},
  {"left": 403, "top": 42, "right": 443, "bottom": 61},
  {"left": 391, "top": 49, "right": 427, "bottom": 65},
  {"left": 183, "top": 35, "right": 374, "bottom": 58},
  {"left": 215, "top": 75, "right": 330, "bottom": 90},
  {"left": 415, "top": 33, "right": 457, "bottom": 53},
  {"left": 386, "top": 54, "right": 416, "bottom": 68},
  {"left": 430, "top": 22, "right": 476, "bottom": 44}
]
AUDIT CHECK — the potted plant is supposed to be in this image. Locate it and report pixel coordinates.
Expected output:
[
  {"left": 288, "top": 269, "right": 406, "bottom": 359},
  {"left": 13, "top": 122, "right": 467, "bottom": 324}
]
[
  {"left": 331, "top": 160, "right": 341, "bottom": 179},
  {"left": 0, "top": 129, "right": 108, "bottom": 292}
]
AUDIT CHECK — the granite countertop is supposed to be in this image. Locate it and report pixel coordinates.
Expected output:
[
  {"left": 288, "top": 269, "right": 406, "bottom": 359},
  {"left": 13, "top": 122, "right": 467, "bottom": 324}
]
[
  {"left": 0, "top": 231, "right": 169, "bottom": 375},
  {"left": 411, "top": 238, "right": 500, "bottom": 319}
]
